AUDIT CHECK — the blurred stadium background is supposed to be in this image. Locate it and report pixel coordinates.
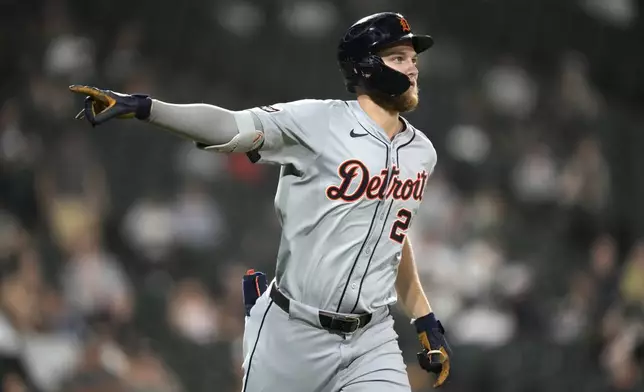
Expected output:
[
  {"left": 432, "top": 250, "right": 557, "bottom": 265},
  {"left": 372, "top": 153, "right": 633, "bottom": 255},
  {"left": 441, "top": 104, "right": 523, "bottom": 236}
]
[{"left": 1, "top": 0, "right": 644, "bottom": 391}]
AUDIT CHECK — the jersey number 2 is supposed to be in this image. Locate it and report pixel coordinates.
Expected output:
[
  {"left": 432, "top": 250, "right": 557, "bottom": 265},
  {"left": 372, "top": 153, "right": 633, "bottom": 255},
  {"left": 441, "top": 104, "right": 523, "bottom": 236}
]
[{"left": 389, "top": 208, "right": 412, "bottom": 243}]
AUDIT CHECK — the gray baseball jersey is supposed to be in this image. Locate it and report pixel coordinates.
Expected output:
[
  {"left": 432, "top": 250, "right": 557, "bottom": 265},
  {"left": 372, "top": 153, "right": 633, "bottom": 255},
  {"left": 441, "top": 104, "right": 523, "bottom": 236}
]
[{"left": 245, "top": 99, "right": 437, "bottom": 315}]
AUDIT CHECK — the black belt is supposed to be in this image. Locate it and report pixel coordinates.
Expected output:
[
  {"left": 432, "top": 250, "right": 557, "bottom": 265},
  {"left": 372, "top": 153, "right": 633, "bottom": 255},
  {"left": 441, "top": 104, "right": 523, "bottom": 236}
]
[{"left": 269, "top": 282, "right": 372, "bottom": 334}]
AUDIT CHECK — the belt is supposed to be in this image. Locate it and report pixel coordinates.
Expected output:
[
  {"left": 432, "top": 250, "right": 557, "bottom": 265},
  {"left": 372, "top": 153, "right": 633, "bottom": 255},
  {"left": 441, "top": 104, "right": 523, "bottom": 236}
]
[{"left": 269, "top": 282, "right": 372, "bottom": 334}]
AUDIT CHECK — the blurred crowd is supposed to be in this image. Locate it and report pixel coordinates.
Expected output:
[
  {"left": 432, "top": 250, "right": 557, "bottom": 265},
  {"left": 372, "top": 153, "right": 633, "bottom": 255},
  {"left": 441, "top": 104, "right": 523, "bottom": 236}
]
[{"left": 1, "top": 1, "right": 643, "bottom": 392}]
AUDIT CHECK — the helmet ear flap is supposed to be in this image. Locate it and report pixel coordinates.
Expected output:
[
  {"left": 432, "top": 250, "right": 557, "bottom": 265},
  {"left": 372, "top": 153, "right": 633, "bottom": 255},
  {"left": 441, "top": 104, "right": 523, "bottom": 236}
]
[
  {"left": 339, "top": 59, "right": 360, "bottom": 93},
  {"left": 354, "top": 55, "right": 411, "bottom": 97}
]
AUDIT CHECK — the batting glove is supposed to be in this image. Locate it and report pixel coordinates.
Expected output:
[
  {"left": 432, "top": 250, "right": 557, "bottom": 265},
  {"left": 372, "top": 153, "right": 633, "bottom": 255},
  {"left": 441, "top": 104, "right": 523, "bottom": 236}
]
[
  {"left": 242, "top": 269, "right": 268, "bottom": 317},
  {"left": 414, "top": 313, "right": 452, "bottom": 388},
  {"left": 69, "top": 85, "right": 152, "bottom": 126}
]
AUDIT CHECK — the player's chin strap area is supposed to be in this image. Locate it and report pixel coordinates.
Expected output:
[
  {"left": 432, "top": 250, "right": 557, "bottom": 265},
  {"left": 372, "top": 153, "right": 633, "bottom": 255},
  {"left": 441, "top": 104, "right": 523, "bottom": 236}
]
[{"left": 359, "top": 55, "right": 411, "bottom": 96}]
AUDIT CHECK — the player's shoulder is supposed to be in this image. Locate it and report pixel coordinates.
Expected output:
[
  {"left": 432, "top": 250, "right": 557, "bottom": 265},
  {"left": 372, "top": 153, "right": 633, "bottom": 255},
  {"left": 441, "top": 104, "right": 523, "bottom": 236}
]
[
  {"left": 404, "top": 120, "right": 438, "bottom": 165},
  {"left": 254, "top": 98, "right": 344, "bottom": 114},
  {"left": 405, "top": 121, "right": 436, "bottom": 152}
]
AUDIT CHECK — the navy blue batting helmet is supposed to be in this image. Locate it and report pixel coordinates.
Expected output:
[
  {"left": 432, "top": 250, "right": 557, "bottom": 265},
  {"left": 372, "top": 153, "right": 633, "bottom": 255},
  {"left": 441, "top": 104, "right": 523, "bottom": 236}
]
[{"left": 338, "top": 12, "right": 433, "bottom": 96}]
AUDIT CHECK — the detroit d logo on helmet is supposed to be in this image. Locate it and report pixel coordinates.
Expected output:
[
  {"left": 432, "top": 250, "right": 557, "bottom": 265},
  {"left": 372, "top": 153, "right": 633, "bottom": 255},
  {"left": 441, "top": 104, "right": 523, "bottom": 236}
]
[{"left": 399, "top": 17, "right": 411, "bottom": 32}]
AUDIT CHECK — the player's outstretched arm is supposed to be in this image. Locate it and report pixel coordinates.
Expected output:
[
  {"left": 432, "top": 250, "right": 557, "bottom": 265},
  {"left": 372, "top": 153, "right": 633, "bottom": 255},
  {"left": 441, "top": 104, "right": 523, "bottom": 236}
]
[
  {"left": 68, "top": 85, "right": 264, "bottom": 153},
  {"left": 396, "top": 237, "right": 452, "bottom": 388}
]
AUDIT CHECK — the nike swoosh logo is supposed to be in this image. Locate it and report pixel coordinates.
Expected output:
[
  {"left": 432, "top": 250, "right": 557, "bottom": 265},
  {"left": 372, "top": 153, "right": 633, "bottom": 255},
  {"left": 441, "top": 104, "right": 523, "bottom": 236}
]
[{"left": 350, "top": 129, "right": 368, "bottom": 138}]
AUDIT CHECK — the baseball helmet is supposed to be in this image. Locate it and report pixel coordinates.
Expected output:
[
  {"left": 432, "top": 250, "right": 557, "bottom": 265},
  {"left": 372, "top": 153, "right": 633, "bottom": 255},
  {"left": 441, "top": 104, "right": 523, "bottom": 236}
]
[{"left": 338, "top": 12, "right": 434, "bottom": 96}]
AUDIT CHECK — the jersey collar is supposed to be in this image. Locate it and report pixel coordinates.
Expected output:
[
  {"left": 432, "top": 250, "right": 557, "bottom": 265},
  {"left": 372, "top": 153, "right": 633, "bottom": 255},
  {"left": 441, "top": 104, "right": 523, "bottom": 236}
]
[{"left": 346, "top": 100, "right": 414, "bottom": 146}]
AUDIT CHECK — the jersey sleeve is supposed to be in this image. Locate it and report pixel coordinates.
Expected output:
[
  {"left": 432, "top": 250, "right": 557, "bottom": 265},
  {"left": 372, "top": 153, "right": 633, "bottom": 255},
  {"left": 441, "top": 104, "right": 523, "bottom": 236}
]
[
  {"left": 427, "top": 141, "right": 438, "bottom": 175},
  {"left": 244, "top": 99, "right": 330, "bottom": 167}
]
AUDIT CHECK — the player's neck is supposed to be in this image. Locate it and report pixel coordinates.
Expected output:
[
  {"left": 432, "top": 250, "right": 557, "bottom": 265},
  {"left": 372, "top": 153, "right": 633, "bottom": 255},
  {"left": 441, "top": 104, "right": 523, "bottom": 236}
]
[{"left": 357, "top": 95, "right": 402, "bottom": 140}]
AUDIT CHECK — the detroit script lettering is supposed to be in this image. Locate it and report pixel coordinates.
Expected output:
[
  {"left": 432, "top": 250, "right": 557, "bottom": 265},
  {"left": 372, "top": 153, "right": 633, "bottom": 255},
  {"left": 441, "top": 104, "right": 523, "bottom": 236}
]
[{"left": 326, "top": 159, "right": 428, "bottom": 202}]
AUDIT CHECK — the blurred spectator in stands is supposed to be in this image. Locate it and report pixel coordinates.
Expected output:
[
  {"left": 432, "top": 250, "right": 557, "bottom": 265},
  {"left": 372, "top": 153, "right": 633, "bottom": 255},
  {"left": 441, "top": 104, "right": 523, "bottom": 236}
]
[
  {"left": 445, "top": 123, "right": 492, "bottom": 167},
  {"left": 167, "top": 279, "right": 219, "bottom": 345},
  {"left": 124, "top": 347, "right": 183, "bottom": 392},
  {"left": 216, "top": 1, "right": 265, "bottom": 39},
  {"left": 579, "top": 0, "right": 638, "bottom": 29},
  {"left": 589, "top": 234, "right": 620, "bottom": 319},
  {"left": 482, "top": 55, "right": 538, "bottom": 121},
  {"left": 60, "top": 225, "right": 133, "bottom": 329},
  {"left": 555, "top": 51, "right": 603, "bottom": 122},
  {"left": 37, "top": 130, "right": 110, "bottom": 255},
  {"left": 450, "top": 239, "right": 518, "bottom": 347},
  {"left": 214, "top": 263, "right": 247, "bottom": 342},
  {"left": 619, "top": 240, "right": 644, "bottom": 309},
  {"left": 42, "top": 4, "right": 96, "bottom": 84},
  {"left": 0, "top": 243, "right": 42, "bottom": 334},
  {"left": 559, "top": 136, "right": 611, "bottom": 248},
  {"left": 411, "top": 229, "right": 463, "bottom": 323},
  {"left": 171, "top": 179, "right": 226, "bottom": 253},
  {"left": 511, "top": 141, "right": 559, "bottom": 207},
  {"left": 553, "top": 270, "right": 595, "bottom": 343},
  {"left": 121, "top": 192, "right": 175, "bottom": 266},
  {"left": 2, "top": 373, "right": 27, "bottom": 392},
  {"left": 39, "top": 284, "right": 86, "bottom": 336},
  {"left": 104, "top": 23, "right": 144, "bottom": 86},
  {"left": 39, "top": 4, "right": 92, "bottom": 121},
  {"left": 280, "top": 1, "right": 338, "bottom": 39},
  {"left": 413, "top": 169, "right": 463, "bottom": 241},
  {"left": 174, "top": 141, "right": 228, "bottom": 184},
  {"left": 0, "top": 100, "right": 41, "bottom": 230},
  {"left": 601, "top": 309, "right": 644, "bottom": 391},
  {"left": 560, "top": 137, "right": 610, "bottom": 214},
  {"left": 58, "top": 335, "right": 127, "bottom": 392},
  {"left": 463, "top": 188, "right": 507, "bottom": 239}
]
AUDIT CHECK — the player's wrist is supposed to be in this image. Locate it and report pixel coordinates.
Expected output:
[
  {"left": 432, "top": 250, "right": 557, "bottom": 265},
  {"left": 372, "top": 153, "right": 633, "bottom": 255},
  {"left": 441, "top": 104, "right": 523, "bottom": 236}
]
[
  {"left": 413, "top": 312, "right": 442, "bottom": 334},
  {"left": 132, "top": 94, "right": 152, "bottom": 120}
]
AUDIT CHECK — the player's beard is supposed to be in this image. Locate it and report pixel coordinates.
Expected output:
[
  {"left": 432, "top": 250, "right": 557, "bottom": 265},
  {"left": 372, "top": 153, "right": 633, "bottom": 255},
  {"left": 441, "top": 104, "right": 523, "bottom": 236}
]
[{"left": 368, "top": 85, "right": 419, "bottom": 113}]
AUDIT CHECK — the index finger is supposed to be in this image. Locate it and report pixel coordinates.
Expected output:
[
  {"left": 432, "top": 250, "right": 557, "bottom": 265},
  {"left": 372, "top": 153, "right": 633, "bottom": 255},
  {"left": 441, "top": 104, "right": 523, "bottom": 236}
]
[{"left": 68, "top": 85, "right": 109, "bottom": 102}]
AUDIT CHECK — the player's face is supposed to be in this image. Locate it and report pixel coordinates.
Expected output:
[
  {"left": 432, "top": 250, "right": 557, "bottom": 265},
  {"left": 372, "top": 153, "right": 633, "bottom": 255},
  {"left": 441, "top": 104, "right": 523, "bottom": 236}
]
[{"left": 375, "top": 42, "right": 420, "bottom": 113}]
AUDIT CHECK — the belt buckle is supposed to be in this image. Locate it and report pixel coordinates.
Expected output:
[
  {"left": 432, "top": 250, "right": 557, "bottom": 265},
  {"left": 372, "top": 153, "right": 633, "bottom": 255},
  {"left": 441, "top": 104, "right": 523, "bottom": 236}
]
[
  {"left": 320, "top": 311, "right": 362, "bottom": 334},
  {"left": 350, "top": 316, "right": 361, "bottom": 333},
  {"left": 337, "top": 314, "right": 361, "bottom": 334}
]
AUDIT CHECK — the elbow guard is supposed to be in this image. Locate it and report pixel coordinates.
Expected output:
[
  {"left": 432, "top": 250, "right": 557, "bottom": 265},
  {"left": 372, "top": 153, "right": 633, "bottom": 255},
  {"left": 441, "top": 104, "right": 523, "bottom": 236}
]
[{"left": 198, "top": 111, "right": 264, "bottom": 153}]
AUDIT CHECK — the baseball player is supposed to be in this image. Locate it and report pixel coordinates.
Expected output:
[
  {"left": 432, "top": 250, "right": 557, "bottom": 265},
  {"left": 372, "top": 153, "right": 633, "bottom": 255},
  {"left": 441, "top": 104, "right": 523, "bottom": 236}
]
[{"left": 70, "top": 11, "right": 451, "bottom": 392}]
